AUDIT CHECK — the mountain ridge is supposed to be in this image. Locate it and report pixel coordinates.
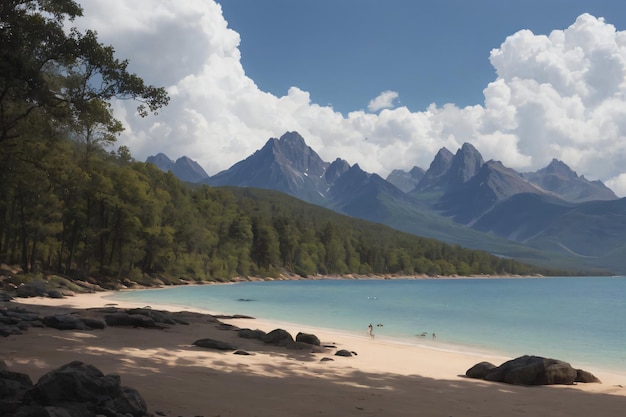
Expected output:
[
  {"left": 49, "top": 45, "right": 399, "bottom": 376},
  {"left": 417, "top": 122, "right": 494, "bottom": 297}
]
[{"left": 149, "top": 131, "right": 624, "bottom": 273}]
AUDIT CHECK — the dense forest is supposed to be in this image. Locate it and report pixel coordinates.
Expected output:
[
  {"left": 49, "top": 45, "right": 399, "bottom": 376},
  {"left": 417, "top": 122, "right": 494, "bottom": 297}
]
[{"left": 0, "top": 1, "right": 563, "bottom": 285}]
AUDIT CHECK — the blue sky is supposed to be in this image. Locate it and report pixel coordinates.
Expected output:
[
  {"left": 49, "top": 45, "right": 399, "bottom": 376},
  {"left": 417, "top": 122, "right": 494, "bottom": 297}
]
[
  {"left": 221, "top": 0, "right": 626, "bottom": 113},
  {"left": 76, "top": 1, "right": 626, "bottom": 196}
]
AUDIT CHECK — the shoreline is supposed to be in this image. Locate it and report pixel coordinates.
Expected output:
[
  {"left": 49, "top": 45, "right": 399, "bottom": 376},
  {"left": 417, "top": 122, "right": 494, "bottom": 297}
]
[
  {"left": 3, "top": 290, "right": 626, "bottom": 416},
  {"left": 105, "top": 278, "right": 626, "bottom": 378},
  {"left": 108, "top": 287, "right": 626, "bottom": 384}
]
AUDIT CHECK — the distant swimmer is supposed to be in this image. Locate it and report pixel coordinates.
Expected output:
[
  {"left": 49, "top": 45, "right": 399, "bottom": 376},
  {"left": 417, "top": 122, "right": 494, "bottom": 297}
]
[
  {"left": 376, "top": 323, "right": 383, "bottom": 327},
  {"left": 368, "top": 323, "right": 374, "bottom": 337},
  {"left": 432, "top": 333, "right": 437, "bottom": 340},
  {"left": 417, "top": 332, "right": 427, "bottom": 337}
]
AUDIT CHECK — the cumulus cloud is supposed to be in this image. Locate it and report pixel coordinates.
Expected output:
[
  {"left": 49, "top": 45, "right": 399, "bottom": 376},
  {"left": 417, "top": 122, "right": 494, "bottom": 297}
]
[
  {"left": 367, "top": 90, "right": 399, "bottom": 112},
  {"left": 74, "top": 3, "right": 626, "bottom": 196}
]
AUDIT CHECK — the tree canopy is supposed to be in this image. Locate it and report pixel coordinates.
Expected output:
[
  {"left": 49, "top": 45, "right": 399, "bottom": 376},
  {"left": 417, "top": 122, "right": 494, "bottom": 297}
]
[{"left": 0, "top": 0, "right": 168, "bottom": 145}]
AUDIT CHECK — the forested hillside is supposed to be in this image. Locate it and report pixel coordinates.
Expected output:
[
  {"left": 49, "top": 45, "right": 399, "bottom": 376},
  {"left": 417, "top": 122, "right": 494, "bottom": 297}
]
[{"left": 0, "top": 1, "right": 566, "bottom": 285}]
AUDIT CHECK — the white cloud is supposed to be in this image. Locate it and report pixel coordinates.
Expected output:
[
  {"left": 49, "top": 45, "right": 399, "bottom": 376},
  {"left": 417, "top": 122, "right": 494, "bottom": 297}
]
[
  {"left": 74, "top": 3, "right": 626, "bottom": 197},
  {"left": 367, "top": 90, "right": 399, "bottom": 112},
  {"left": 606, "top": 173, "right": 626, "bottom": 197}
]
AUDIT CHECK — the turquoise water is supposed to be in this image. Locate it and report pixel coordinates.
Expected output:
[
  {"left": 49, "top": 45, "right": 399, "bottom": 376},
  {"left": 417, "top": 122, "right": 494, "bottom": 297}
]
[{"left": 108, "top": 277, "right": 626, "bottom": 373}]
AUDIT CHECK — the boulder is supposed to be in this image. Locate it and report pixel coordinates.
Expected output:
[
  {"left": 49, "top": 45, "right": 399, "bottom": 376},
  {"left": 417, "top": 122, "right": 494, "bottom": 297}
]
[
  {"left": 19, "top": 361, "right": 148, "bottom": 417},
  {"left": 28, "top": 361, "right": 122, "bottom": 405},
  {"left": 295, "top": 332, "right": 320, "bottom": 346},
  {"left": 0, "top": 361, "right": 34, "bottom": 405},
  {"left": 465, "top": 361, "right": 496, "bottom": 379},
  {"left": 79, "top": 317, "right": 106, "bottom": 330},
  {"left": 42, "top": 314, "right": 88, "bottom": 331},
  {"left": 0, "top": 308, "right": 44, "bottom": 336},
  {"left": 238, "top": 328, "right": 266, "bottom": 340},
  {"left": 192, "top": 338, "right": 237, "bottom": 351},
  {"left": 335, "top": 349, "right": 353, "bottom": 357},
  {"left": 47, "top": 290, "right": 64, "bottom": 299},
  {"left": 41, "top": 314, "right": 105, "bottom": 331},
  {"left": 262, "top": 329, "right": 294, "bottom": 346},
  {"left": 467, "top": 355, "right": 600, "bottom": 386},
  {"left": 105, "top": 386, "right": 147, "bottom": 417},
  {"left": 15, "top": 284, "right": 46, "bottom": 298},
  {"left": 126, "top": 308, "right": 177, "bottom": 325},
  {"left": 104, "top": 313, "right": 157, "bottom": 328}
]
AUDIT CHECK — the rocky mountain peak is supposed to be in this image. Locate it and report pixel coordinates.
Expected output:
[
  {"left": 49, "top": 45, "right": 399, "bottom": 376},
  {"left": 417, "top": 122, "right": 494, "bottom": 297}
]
[
  {"left": 325, "top": 158, "right": 351, "bottom": 185},
  {"left": 146, "top": 153, "right": 208, "bottom": 183},
  {"left": 542, "top": 159, "right": 578, "bottom": 179},
  {"left": 146, "top": 153, "right": 174, "bottom": 171},
  {"left": 414, "top": 147, "right": 454, "bottom": 191},
  {"left": 522, "top": 159, "right": 617, "bottom": 202},
  {"left": 445, "top": 142, "right": 484, "bottom": 187},
  {"left": 267, "top": 131, "right": 328, "bottom": 177}
]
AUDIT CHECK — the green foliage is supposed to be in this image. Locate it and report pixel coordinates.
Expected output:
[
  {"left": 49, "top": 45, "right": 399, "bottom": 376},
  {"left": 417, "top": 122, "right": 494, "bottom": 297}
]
[{"left": 0, "top": 0, "right": 168, "bottom": 145}]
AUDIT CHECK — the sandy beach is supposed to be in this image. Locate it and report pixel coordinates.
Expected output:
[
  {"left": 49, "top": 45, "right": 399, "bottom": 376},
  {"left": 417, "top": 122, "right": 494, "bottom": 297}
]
[{"left": 2, "top": 291, "right": 626, "bottom": 417}]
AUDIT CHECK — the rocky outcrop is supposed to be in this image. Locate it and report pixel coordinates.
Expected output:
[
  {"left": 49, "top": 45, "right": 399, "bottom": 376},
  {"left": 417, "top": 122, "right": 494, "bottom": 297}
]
[
  {"left": 42, "top": 314, "right": 105, "bottom": 331},
  {"left": 1, "top": 305, "right": 195, "bottom": 337},
  {"left": 104, "top": 312, "right": 159, "bottom": 328},
  {"left": 0, "top": 307, "right": 43, "bottom": 336},
  {"left": 466, "top": 355, "right": 601, "bottom": 386},
  {"left": 1, "top": 361, "right": 148, "bottom": 417},
  {"left": 125, "top": 308, "right": 191, "bottom": 325}
]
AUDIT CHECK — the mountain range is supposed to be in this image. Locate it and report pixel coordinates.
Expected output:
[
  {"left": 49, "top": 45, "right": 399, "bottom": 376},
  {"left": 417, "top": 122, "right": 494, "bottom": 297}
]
[
  {"left": 146, "top": 153, "right": 209, "bottom": 183},
  {"left": 147, "top": 131, "right": 625, "bottom": 274}
]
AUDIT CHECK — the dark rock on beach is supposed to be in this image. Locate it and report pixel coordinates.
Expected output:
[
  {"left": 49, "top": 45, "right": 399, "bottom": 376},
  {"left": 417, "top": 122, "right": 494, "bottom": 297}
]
[
  {"left": 238, "top": 328, "right": 267, "bottom": 340},
  {"left": 42, "top": 314, "right": 105, "bottom": 331},
  {"left": 46, "top": 290, "right": 64, "bottom": 299},
  {"left": 1, "top": 360, "right": 148, "bottom": 417},
  {"left": 263, "top": 328, "right": 294, "bottom": 346},
  {"left": 335, "top": 349, "right": 354, "bottom": 357},
  {"left": 465, "top": 361, "right": 497, "bottom": 379},
  {"left": 126, "top": 308, "right": 179, "bottom": 325},
  {"left": 1, "top": 304, "right": 194, "bottom": 337},
  {"left": 466, "top": 355, "right": 601, "bottom": 385},
  {"left": 296, "top": 331, "right": 321, "bottom": 346},
  {"left": 104, "top": 312, "right": 158, "bottom": 328},
  {"left": 193, "top": 338, "right": 237, "bottom": 351},
  {"left": 0, "top": 307, "right": 43, "bottom": 336},
  {"left": 14, "top": 283, "right": 47, "bottom": 298}
]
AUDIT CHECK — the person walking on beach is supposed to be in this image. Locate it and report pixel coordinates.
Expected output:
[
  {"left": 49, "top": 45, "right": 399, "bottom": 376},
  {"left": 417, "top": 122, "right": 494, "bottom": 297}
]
[{"left": 368, "top": 323, "right": 374, "bottom": 337}]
